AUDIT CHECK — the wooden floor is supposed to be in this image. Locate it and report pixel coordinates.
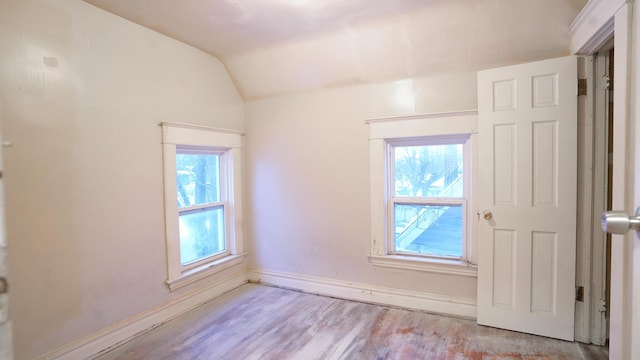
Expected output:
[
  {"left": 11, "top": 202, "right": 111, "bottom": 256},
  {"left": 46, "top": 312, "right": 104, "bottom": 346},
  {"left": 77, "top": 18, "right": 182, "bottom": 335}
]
[{"left": 95, "top": 284, "right": 608, "bottom": 360}]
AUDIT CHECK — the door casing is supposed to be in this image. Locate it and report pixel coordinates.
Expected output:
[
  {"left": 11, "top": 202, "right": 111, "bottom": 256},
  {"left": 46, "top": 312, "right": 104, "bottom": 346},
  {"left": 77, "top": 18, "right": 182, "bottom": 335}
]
[{"left": 571, "top": 1, "right": 637, "bottom": 358}]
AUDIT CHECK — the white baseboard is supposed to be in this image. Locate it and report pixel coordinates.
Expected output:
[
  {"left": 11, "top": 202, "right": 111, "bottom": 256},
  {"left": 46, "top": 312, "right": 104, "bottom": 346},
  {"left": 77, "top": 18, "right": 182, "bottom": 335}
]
[
  {"left": 247, "top": 269, "right": 477, "bottom": 319},
  {"left": 42, "top": 269, "right": 476, "bottom": 359},
  {"left": 40, "top": 272, "right": 248, "bottom": 360}
]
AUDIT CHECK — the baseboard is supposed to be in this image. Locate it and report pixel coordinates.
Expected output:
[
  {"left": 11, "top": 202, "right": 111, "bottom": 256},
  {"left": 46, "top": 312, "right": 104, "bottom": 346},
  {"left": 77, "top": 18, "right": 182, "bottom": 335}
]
[
  {"left": 42, "top": 269, "right": 476, "bottom": 359},
  {"left": 247, "top": 269, "right": 476, "bottom": 319},
  {"left": 40, "top": 271, "right": 248, "bottom": 360}
]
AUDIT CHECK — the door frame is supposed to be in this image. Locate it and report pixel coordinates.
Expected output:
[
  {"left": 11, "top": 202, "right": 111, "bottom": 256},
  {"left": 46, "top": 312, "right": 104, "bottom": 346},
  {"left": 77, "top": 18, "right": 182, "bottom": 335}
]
[
  {"left": 573, "top": 54, "right": 608, "bottom": 345},
  {"left": 570, "top": 0, "right": 635, "bottom": 357}
]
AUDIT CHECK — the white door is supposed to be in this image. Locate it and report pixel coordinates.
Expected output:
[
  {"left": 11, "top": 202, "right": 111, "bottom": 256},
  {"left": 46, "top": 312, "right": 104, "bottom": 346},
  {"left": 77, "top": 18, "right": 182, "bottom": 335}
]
[{"left": 477, "top": 56, "right": 578, "bottom": 341}]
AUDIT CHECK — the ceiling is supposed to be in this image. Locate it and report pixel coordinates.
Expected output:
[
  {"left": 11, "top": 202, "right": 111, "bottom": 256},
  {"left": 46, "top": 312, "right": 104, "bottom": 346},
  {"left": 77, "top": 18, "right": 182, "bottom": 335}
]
[
  {"left": 82, "top": 0, "right": 588, "bottom": 100},
  {"left": 82, "top": 0, "right": 438, "bottom": 57}
]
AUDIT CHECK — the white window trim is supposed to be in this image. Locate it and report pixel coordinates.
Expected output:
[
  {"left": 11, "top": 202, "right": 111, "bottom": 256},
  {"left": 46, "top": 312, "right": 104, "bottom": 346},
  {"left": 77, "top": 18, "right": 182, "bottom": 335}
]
[
  {"left": 161, "top": 122, "right": 245, "bottom": 291},
  {"left": 366, "top": 110, "right": 478, "bottom": 276}
]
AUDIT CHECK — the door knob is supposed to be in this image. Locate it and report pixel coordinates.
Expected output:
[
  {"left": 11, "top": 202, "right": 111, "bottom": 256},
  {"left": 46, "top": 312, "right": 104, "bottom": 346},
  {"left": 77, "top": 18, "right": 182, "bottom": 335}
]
[
  {"left": 601, "top": 208, "right": 640, "bottom": 237},
  {"left": 483, "top": 211, "right": 493, "bottom": 221}
]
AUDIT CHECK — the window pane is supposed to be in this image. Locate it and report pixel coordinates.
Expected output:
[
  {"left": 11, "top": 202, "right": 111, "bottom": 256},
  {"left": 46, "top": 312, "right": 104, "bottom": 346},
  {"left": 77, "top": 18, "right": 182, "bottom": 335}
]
[
  {"left": 394, "top": 204, "right": 462, "bottom": 257},
  {"left": 394, "top": 144, "right": 463, "bottom": 197},
  {"left": 179, "top": 207, "right": 225, "bottom": 265},
  {"left": 176, "top": 153, "right": 220, "bottom": 208}
]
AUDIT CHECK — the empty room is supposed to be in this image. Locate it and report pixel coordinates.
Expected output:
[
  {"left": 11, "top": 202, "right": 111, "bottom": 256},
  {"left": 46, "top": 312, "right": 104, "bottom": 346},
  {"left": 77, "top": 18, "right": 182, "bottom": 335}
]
[{"left": 1, "top": 0, "right": 639, "bottom": 359}]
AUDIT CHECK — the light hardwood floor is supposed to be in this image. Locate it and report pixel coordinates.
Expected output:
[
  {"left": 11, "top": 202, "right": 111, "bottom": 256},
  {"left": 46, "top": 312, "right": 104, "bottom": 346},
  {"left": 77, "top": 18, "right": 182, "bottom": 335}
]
[{"left": 95, "top": 284, "right": 608, "bottom": 360}]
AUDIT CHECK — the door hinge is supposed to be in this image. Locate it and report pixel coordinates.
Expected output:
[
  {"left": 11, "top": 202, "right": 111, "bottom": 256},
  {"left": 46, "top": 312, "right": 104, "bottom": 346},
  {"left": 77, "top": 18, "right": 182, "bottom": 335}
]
[
  {"left": 603, "top": 75, "right": 611, "bottom": 90},
  {"left": 576, "top": 286, "right": 584, "bottom": 302},
  {"left": 597, "top": 298, "right": 607, "bottom": 313},
  {"left": 578, "top": 79, "right": 588, "bottom": 96}
]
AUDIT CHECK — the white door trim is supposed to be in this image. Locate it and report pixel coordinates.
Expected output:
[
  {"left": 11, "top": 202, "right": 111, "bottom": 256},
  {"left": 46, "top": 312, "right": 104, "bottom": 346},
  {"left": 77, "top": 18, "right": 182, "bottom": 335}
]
[
  {"left": 569, "top": 0, "right": 628, "bottom": 54},
  {"left": 610, "top": 5, "right": 633, "bottom": 359},
  {"left": 590, "top": 53, "right": 610, "bottom": 346},
  {"left": 574, "top": 55, "right": 596, "bottom": 344},
  {"left": 573, "top": 54, "right": 610, "bottom": 347},
  {"left": 571, "top": 1, "right": 635, "bottom": 358}
]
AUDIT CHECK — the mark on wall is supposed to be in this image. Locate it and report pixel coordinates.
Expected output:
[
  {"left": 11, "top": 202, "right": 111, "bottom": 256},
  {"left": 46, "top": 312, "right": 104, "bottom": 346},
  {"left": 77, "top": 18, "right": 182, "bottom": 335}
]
[{"left": 42, "top": 57, "right": 59, "bottom": 68}]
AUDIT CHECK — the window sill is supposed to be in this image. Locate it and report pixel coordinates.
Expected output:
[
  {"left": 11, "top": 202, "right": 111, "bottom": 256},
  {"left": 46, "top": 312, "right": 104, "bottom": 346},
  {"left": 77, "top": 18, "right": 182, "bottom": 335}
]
[
  {"left": 166, "top": 253, "right": 246, "bottom": 291},
  {"left": 368, "top": 254, "right": 477, "bottom": 278}
]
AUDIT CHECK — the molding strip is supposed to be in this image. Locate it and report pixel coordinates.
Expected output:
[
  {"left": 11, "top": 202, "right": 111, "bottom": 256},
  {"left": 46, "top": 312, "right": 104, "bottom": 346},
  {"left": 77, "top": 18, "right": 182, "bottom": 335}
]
[
  {"left": 247, "top": 269, "right": 477, "bottom": 319},
  {"left": 368, "top": 255, "right": 477, "bottom": 278},
  {"left": 569, "top": 0, "right": 628, "bottom": 54},
  {"left": 160, "top": 121, "right": 245, "bottom": 135},
  {"left": 364, "top": 109, "right": 478, "bottom": 124},
  {"left": 166, "top": 254, "right": 246, "bottom": 291}
]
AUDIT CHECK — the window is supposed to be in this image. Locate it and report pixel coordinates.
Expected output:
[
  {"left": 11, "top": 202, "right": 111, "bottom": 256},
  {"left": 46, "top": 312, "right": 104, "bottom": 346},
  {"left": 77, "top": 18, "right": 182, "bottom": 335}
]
[
  {"left": 162, "top": 123, "right": 245, "bottom": 290},
  {"left": 176, "top": 148, "right": 227, "bottom": 266},
  {"left": 389, "top": 138, "right": 467, "bottom": 259},
  {"left": 367, "top": 112, "right": 477, "bottom": 276}
]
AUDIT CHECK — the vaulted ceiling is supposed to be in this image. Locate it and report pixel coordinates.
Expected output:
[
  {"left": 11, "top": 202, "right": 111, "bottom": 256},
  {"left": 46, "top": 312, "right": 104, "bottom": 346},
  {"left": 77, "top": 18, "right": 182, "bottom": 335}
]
[{"left": 83, "top": 0, "right": 588, "bottom": 100}]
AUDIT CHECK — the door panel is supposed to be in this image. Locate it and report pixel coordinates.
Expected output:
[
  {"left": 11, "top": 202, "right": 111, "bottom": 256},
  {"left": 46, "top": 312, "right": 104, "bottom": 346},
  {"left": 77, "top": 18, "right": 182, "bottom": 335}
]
[
  {"left": 477, "top": 56, "right": 577, "bottom": 341},
  {"left": 532, "top": 121, "right": 558, "bottom": 206},
  {"left": 494, "top": 124, "right": 517, "bottom": 205},
  {"left": 492, "top": 229, "right": 516, "bottom": 308}
]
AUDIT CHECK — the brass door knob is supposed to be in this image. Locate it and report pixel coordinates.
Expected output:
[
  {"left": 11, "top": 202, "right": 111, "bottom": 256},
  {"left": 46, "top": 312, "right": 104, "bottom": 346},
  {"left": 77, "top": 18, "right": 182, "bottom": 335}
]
[{"left": 483, "top": 211, "right": 493, "bottom": 221}]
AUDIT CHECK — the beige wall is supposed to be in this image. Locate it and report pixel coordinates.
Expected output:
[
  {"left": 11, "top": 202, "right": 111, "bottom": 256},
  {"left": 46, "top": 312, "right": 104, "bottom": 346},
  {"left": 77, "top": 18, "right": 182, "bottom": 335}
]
[
  {"left": 0, "top": 0, "right": 244, "bottom": 358},
  {"left": 245, "top": 75, "right": 478, "bottom": 299}
]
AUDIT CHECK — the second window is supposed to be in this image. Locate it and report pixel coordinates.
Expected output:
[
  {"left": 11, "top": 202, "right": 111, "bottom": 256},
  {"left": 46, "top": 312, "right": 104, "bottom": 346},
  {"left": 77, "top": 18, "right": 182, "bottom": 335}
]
[{"left": 388, "top": 136, "right": 468, "bottom": 259}]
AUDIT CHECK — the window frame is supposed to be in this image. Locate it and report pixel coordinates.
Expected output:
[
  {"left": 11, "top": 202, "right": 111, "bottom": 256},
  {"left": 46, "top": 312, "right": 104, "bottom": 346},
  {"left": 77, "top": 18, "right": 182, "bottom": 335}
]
[
  {"left": 162, "top": 122, "right": 245, "bottom": 291},
  {"left": 366, "top": 111, "right": 478, "bottom": 277},
  {"left": 386, "top": 136, "right": 469, "bottom": 260}
]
